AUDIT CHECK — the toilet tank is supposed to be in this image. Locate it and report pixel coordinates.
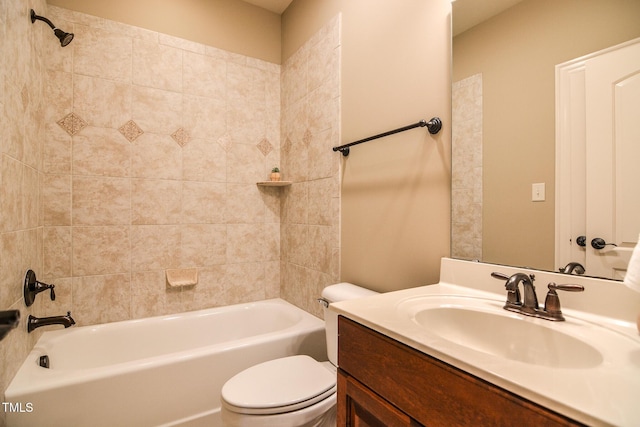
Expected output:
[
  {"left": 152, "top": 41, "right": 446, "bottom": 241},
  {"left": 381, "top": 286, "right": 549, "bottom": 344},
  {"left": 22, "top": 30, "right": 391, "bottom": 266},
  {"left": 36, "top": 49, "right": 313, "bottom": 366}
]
[{"left": 321, "top": 283, "right": 378, "bottom": 366}]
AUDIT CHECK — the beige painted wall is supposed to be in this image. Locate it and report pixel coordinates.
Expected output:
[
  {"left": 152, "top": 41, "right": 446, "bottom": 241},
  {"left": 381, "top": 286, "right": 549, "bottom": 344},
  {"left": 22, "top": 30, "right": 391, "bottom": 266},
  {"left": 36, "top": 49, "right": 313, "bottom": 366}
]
[
  {"left": 284, "top": 0, "right": 452, "bottom": 292},
  {"left": 453, "top": 0, "right": 640, "bottom": 270},
  {"left": 47, "top": 0, "right": 282, "bottom": 63}
]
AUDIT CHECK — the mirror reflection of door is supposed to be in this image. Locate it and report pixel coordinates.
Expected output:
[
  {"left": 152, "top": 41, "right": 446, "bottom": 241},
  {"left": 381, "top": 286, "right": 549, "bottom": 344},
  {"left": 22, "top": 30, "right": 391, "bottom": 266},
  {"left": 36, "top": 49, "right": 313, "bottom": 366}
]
[{"left": 556, "top": 37, "right": 640, "bottom": 279}]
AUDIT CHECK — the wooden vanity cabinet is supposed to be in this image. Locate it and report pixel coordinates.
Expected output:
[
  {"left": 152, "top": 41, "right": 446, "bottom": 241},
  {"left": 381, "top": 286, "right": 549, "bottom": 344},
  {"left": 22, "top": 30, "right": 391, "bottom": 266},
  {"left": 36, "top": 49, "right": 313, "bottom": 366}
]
[{"left": 337, "top": 316, "right": 584, "bottom": 427}]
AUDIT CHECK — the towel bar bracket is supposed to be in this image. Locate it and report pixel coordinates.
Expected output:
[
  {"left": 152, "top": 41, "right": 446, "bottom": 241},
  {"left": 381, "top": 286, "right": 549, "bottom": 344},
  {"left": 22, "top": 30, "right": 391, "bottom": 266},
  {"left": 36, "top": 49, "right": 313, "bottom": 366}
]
[{"left": 425, "top": 117, "right": 442, "bottom": 134}]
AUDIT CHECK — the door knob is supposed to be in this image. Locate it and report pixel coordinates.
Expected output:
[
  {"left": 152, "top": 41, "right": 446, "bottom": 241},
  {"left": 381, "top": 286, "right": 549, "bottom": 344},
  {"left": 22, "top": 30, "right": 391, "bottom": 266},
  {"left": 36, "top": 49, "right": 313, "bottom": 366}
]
[
  {"left": 591, "top": 237, "right": 617, "bottom": 250},
  {"left": 576, "top": 236, "right": 587, "bottom": 247}
]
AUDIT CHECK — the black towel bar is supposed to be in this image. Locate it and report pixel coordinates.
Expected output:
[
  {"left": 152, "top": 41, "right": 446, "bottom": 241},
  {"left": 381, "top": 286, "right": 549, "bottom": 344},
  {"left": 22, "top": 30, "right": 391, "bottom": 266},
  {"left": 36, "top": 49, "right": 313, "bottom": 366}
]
[{"left": 332, "top": 117, "right": 442, "bottom": 157}]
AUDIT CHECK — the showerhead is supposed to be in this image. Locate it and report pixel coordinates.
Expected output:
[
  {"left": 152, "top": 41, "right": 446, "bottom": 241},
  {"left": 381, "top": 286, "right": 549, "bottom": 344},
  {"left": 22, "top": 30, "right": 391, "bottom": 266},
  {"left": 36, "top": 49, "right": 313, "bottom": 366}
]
[
  {"left": 30, "top": 9, "right": 74, "bottom": 47},
  {"left": 54, "top": 28, "right": 74, "bottom": 47}
]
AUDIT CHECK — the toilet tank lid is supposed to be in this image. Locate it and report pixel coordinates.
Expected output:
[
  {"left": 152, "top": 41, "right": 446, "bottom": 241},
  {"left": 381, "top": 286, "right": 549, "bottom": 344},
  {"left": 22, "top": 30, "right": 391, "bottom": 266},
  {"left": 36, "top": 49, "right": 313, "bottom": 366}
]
[{"left": 322, "top": 282, "right": 378, "bottom": 303}]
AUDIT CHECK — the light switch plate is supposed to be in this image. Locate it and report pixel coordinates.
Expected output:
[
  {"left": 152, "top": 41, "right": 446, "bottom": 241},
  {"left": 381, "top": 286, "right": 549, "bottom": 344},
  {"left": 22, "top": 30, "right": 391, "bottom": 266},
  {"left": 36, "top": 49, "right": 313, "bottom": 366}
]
[{"left": 532, "top": 183, "right": 545, "bottom": 201}]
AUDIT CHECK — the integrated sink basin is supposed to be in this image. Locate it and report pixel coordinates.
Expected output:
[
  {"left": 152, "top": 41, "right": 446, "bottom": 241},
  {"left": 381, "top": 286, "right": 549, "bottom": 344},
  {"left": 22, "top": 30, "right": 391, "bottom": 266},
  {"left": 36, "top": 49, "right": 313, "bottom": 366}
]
[
  {"left": 397, "top": 295, "right": 609, "bottom": 369},
  {"left": 414, "top": 305, "right": 602, "bottom": 368},
  {"left": 331, "top": 258, "right": 640, "bottom": 427}
]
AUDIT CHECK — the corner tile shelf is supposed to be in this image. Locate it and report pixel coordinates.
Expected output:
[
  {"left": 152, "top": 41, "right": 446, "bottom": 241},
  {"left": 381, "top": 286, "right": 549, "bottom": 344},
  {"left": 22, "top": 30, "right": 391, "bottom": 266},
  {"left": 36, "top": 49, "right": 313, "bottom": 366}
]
[{"left": 256, "top": 181, "right": 292, "bottom": 187}]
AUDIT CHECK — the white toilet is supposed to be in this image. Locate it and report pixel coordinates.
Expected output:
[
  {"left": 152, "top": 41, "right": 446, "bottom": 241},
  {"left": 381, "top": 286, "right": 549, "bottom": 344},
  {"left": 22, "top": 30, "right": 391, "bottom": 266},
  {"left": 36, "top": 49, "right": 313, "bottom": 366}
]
[{"left": 221, "top": 283, "right": 378, "bottom": 427}]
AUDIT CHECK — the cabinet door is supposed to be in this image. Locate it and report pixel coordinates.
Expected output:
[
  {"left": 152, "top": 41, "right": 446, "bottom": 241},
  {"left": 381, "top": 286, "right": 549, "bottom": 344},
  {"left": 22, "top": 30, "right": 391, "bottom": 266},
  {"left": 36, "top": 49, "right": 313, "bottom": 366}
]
[
  {"left": 338, "top": 370, "right": 419, "bottom": 427},
  {"left": 338, "top": 316, "right": 583, "bottom": 427}
]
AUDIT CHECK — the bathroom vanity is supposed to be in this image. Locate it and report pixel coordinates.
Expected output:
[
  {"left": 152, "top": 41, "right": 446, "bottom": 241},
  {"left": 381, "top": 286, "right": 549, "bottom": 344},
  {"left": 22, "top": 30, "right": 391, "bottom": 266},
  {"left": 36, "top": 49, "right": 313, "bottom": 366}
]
[
  {"left": 331, "top": 258, "right": 640, "bottom": 427},
  {"left": 337, "top": 317, "right": 579, "bottom": 426}
]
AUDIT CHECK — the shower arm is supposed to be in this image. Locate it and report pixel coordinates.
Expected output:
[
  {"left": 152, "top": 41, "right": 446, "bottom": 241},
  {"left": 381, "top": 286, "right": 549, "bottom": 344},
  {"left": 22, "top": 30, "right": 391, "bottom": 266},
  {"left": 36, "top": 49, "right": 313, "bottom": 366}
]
[{"left": 30, "top": 9, "right": 56, "bottom": 30}]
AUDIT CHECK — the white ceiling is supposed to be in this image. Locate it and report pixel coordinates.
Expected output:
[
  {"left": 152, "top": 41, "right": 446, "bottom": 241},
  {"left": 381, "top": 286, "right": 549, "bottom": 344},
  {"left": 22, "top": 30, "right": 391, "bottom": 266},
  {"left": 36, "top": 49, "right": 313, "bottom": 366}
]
[
  {"left": 242, "top": 0, "right": 524, "bottom": 35},
  {"left": 453, "top": 0, "right": 525, "bottom": 36},
  {"left": 242, "top": 0, "right": 293, "bottom": 14}
]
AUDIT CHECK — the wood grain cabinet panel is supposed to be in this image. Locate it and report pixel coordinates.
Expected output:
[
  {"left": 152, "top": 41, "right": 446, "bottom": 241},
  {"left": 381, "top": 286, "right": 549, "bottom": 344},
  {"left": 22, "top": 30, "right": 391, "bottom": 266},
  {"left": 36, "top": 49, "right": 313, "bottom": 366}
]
[{"left": 337, "top": 316, "right": 584, "bottom": 427}]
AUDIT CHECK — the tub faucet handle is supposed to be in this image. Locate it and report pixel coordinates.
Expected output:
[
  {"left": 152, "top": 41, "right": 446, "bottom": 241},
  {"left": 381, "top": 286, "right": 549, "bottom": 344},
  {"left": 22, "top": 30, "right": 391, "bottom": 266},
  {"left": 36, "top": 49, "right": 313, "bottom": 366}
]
[{"left": 24, "top": 270, "right": 56, "bottom": 307}]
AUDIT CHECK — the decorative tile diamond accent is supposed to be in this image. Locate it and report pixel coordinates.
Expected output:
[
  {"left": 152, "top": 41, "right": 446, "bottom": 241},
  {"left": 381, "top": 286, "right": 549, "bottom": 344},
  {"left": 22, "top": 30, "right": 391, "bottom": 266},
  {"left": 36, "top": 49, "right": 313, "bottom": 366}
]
[
  {"left": 118, "top": 120, "right": 144, "bottom": 142},
  {"left": 171, "top": 127, "right": 191, "bottom": 147},
  {"left": 21, "top": 85, "right": 30, "bottom": 109},
  {"left": 217, "top": 133, "right": 233, "bottom": 151},
  {"left": 302, "top": 129, "right": 312, "bottom": 146},
  {"left": 282, "top": 137, "right": 293, "bottom": 154},
  {"left": 57, "top": 113, "right": 88, "bottom": 136},
  {"left": 256, "top": 138, "right": 273, "bottom": 156}
]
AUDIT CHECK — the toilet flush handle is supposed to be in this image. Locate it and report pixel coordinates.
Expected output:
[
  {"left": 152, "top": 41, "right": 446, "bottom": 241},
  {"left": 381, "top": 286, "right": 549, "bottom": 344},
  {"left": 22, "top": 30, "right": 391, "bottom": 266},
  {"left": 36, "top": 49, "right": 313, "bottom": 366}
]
[{"left": 317, "top": 298, "right": 330, "bottom": 308}]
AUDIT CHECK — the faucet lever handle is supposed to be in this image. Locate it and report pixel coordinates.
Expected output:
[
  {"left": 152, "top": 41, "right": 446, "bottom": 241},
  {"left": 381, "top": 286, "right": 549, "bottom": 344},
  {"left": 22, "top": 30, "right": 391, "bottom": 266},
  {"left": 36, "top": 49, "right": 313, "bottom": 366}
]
[
  {"left": 491, "top": 272, "right": 509, "bottom": 281},
  {"left": 24, "top": 270, "right": 56, "bottom": 307},
  {"left": 548, "top": 283, "right": 584, "bottom": 292},
  {"left": 543, "top": 282, "right": 585, "bottom": 321}
]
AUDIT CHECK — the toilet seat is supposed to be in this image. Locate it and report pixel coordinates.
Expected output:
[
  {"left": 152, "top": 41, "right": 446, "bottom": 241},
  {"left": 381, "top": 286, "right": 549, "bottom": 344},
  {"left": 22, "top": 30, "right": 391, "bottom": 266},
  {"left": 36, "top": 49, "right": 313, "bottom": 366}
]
[{"left": 222, "top": 355, "right": 336, "bottom": 416}]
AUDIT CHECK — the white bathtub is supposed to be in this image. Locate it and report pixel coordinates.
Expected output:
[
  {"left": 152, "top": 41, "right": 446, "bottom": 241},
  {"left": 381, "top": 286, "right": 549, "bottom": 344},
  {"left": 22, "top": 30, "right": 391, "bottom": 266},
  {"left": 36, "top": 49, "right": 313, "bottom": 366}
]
[{"left": 5, "top": 299, "right": 327, "bottom": 427}]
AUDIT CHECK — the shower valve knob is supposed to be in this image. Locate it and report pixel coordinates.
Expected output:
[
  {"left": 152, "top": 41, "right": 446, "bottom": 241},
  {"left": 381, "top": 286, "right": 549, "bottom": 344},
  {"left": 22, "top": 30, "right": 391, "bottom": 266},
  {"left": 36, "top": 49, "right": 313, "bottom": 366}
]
[{"left": 24, "top": 270, "right": 56, "bottom": 307}]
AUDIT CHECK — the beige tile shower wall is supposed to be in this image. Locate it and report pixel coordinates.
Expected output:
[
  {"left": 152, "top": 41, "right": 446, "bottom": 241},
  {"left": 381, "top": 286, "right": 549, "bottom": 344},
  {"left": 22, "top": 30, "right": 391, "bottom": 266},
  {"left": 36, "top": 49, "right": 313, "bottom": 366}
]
[
  {"left": 40, "top": 6, "right": 282, "bottom": 327},
  {"left": 452, "top": 74, "right": 482, "bottom": 260},
  {"left": 280, "top": 15, "right": 341, "bottom": 318},
  {"left": 0, "top": 0, "right": 48, "bottom": 411}
]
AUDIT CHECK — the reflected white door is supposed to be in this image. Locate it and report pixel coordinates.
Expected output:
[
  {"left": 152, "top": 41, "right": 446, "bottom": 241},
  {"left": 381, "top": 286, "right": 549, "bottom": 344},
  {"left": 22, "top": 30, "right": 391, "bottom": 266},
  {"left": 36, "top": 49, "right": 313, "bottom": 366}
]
[
  {"left": 556, "top": 37, "right": 640, "bottom": 279},
  {"left": 585, "top": 39, "right": 640, "bottom": 279}
]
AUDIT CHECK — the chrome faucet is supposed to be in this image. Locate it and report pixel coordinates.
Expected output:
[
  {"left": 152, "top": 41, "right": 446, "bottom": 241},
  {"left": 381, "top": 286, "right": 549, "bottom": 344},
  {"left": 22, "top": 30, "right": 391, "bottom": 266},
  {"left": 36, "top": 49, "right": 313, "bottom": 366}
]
[
  {"left": 27, "top": 311, "right": 75, "bottom": 333},
  {"left": 491, "top": 272, "right": 584, "bottom": 321},
  {"left": 559, "top": 262, "right": 585, "bottom": 275}
]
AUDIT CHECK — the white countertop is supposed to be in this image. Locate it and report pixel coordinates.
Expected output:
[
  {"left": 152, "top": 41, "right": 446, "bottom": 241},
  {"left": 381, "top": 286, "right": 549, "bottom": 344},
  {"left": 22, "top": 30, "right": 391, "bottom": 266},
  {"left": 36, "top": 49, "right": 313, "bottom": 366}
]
[{"left": 331, "top": 258, "right": 640, "bottom": 427}]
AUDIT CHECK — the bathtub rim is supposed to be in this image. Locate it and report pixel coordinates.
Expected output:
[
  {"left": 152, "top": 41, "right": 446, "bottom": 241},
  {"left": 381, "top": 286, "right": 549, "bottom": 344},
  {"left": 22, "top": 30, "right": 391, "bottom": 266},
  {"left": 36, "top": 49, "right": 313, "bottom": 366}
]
[{"left": 5, "top": 298, "right": 325, "bottom": 398}]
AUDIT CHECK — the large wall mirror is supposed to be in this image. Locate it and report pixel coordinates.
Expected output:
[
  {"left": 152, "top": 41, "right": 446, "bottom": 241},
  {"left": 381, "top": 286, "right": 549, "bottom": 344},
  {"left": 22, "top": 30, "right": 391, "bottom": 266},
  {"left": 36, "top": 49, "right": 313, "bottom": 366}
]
[{"left": 451, "top": 0, "right": 640, "bottom": 277}]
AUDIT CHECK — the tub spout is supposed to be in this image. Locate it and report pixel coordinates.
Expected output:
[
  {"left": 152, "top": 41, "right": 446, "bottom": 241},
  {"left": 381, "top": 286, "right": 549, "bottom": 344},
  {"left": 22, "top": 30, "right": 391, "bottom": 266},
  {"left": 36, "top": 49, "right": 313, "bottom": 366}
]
[{"left": 28, "top": 311, "right": 75, "bottom": 333}]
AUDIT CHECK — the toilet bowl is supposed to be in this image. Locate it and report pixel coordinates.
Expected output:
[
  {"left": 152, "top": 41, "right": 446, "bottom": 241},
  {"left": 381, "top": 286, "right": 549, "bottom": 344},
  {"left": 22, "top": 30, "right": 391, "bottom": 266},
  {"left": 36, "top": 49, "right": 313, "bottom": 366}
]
[{"left": 220, "top": 283, "right": 378, "bottom": 427}]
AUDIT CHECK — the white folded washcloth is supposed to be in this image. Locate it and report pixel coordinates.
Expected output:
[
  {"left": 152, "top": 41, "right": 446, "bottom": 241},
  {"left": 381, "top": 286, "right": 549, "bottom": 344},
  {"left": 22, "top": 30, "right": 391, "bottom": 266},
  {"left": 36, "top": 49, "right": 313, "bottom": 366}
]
[{"left": 623, "top": 233, "right": 640, "bottom": 293}]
